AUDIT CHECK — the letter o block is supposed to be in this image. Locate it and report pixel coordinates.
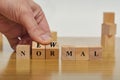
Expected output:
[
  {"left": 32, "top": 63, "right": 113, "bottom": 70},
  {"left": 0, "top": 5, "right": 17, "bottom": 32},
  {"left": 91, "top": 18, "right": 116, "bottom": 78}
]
[{"left": 32, "top": 41, "right": 45, "bottom": 59}]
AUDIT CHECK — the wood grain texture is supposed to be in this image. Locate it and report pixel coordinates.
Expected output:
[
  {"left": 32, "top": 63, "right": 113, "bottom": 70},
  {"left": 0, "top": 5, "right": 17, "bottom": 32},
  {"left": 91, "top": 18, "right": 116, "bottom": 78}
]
[{"left": 0, "top": 37, "right": 119, "bottom": 80}]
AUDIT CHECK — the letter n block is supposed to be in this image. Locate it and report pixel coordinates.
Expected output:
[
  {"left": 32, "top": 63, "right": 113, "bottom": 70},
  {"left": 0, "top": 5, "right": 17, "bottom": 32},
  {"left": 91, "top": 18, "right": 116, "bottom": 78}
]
[
  {"left": 32, "top": 41, "right": 45, "bottom": 59},
  {"left": 16, "top": 45, "right": 30, "bottom": 60},
  {"left": 62, "top": 45, "right": 76, "bottom": 60},
  {"left": 89, "top": 46, "right": 102, "bottom": 60},
  {"left": 46, "top": 41, "right": 59, "bottom": 60},
  {"left": 76, "top": 46, "right": 89, "bottom": 60}
]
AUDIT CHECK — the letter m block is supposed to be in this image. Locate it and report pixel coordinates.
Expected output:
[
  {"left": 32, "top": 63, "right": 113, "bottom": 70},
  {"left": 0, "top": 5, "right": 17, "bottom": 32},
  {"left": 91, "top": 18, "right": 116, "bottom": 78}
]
[{"left": 62, "top": 45, "right": 76, "bottom": 60}]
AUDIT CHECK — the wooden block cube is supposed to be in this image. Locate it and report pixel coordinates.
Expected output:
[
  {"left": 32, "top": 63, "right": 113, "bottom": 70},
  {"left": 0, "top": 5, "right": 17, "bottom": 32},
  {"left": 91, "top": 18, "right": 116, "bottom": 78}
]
[
  {"left": 32, "top": 41, "right": 45, "bottom": 59},
  {"left": 76, "top": 46, "right": 89, "bottom": 60},
  {"left": 89, "top": 46, "right": 102, "bottom": 60},
  {"left": 101, "top": 35, "right": 115, "bottom": 53},
  {"left": 102, "top": 23, "right": 116, "bottom": 36},
  {"left": 103, "top": 12, "right": 114, "bottom": 23},
  {"left": 46, "top": 41, "right": 59, "bottom": 60},
  {"left": 51, "top": 31, "right": 57, "bottom": 41},
  {"left": 62, "top": 45, "right": 76, "bottom": 60},
  {"left": 16, "top": 45, "right": 30, "bottom": 60}
]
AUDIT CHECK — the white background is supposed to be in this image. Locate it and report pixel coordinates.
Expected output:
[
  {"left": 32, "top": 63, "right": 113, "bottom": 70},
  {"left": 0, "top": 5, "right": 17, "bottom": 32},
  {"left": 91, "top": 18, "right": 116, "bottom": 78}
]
[{"left": 34, "top": 0, "right": 120, "bottom": 37}]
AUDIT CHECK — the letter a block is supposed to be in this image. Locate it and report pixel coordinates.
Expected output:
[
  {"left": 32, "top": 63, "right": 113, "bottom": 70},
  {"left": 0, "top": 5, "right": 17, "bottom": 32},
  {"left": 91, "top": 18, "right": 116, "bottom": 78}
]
[
  {"left": 46, "top": 41, "right": 59, "bottom": 60},
  {"left": 32, "top": 41, "right": 45, "bottom": 59},
  {"left": 16, "top": 45, "right": 30, "bottom": 60},
  {"left": 89, "top": 46, "right": 102, "bottom": 60},
  {"left": 62, "top": 45, "right": 76, "bottom": 60},
  {"left": 76, "top": 46, "right": 89, "bottom": 60}
]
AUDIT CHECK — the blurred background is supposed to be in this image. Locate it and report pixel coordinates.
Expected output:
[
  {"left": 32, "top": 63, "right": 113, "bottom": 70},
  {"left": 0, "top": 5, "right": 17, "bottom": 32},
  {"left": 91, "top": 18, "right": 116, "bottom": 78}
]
[{"left": 34, "top": 0, "right": 120, "bottom": 37}]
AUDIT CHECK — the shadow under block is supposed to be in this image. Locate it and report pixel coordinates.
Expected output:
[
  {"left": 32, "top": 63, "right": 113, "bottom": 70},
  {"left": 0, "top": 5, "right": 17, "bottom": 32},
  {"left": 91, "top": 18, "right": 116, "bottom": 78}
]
[
  {"left": 16, "top": 45, "right": 30, "bottom": 60},
  {"left": 51, "top": 31, "right": 57, "bottom": 41},
  {"left": 46, "top": 42, "right": 59, "bottom": 60},
  {"left": 32, "top": 41, "right": 45, "bottom": 59},
  {"left": 76, "top": 47, "right": 89, "bottom": 60},
  {"left": 62, "top": 45, "right": 76, "bottom": 60},
  {"left": 103, "top": 12, "right": 114, "bottom": 23},
  {"left": 102, "top": 23, "right": 116, "bottom": 36},
  {"left": 89, "top": 47, "right": 102, "bottom": 60}
]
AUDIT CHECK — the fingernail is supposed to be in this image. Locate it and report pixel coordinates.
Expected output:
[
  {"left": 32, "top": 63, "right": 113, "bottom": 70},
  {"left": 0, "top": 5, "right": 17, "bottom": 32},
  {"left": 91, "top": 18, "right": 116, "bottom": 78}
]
[{"left": 41, "top": 33, "right": 51, "bottom": 41}]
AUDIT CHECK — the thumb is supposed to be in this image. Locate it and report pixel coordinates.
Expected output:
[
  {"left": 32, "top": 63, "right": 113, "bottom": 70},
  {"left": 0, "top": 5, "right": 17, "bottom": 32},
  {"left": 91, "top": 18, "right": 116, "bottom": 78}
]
[{"left": 20, "top": 11, "right": 51, "bottom": 44}]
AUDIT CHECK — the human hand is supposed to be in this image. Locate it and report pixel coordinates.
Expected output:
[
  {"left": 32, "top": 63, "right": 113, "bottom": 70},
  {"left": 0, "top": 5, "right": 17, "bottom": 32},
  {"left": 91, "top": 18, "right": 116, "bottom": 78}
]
[{"left": 0, "top": 0, "right": 51, "bottom": 50}]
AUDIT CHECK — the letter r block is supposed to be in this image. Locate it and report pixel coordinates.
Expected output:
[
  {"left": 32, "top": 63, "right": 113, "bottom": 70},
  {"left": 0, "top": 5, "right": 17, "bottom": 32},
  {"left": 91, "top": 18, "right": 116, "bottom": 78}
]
[
  {"left": 46, "top": 42, "right": 59, "bottom": 60},
  {"left": 62, "top": 45, "right": 76, "bottom": 60}
]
